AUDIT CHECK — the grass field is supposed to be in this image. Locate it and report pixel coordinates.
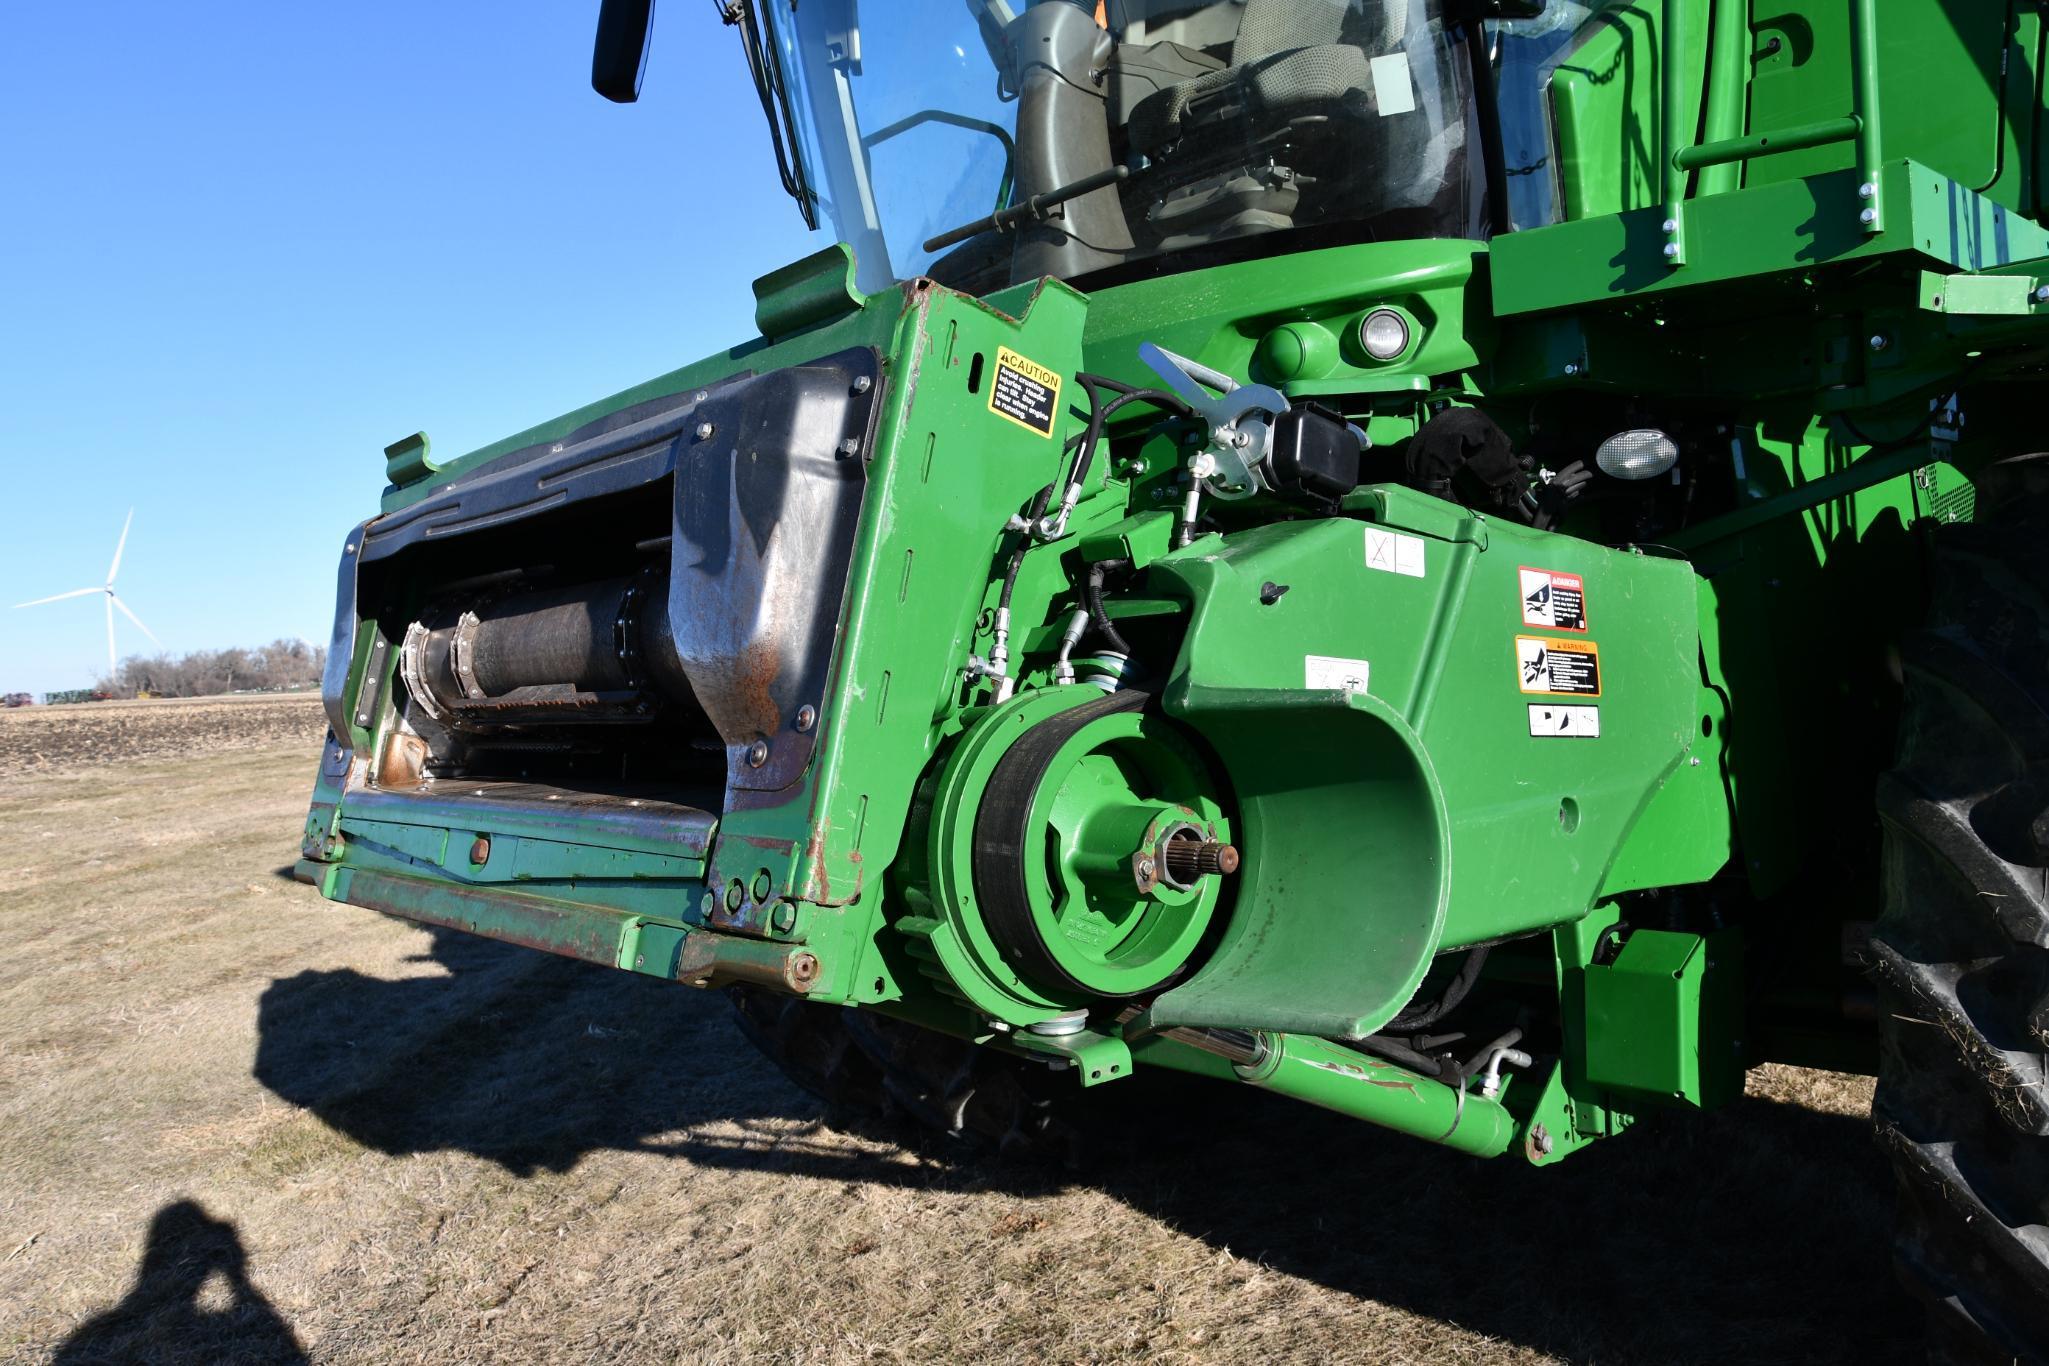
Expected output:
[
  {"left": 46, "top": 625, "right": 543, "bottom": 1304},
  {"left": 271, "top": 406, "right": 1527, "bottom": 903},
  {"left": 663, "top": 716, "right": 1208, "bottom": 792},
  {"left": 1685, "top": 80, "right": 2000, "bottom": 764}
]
[{"left": 0, "top": 697, "right": 1919, "bottom": 1363}]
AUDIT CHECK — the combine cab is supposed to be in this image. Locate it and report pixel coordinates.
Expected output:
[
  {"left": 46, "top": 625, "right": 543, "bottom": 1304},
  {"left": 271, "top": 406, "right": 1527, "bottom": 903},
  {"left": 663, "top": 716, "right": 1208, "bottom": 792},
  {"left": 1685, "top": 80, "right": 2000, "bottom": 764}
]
[{"left": 303, "top": 2, "right": 2049, "bottom": 1353}]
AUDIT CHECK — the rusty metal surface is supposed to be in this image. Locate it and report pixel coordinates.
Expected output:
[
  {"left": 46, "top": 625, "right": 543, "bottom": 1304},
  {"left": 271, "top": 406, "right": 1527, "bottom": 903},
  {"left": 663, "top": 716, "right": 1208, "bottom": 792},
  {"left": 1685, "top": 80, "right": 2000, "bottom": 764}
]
[
  {"left": 673, "top": 933, "right": 820, "bottom": 993},
  {"left": 346, "top": 779, "right": 718, "bottom": 857},
  {"left": 667, "top": 349, "right": 879, "bottom": 797},
  {"left": 337, "top": 867, "right": 629, "bottom": 968}
]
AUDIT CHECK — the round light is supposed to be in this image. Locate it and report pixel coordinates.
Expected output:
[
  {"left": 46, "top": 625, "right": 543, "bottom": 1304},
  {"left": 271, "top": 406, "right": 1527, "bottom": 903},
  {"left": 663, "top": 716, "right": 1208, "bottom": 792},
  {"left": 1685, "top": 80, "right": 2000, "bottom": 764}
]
[
  {"left": 1595, "top": 428, "right": 1681, "bottom": 481},
  {"left": 1359, "top": 308, "right": 1412, "bottom": 361}
]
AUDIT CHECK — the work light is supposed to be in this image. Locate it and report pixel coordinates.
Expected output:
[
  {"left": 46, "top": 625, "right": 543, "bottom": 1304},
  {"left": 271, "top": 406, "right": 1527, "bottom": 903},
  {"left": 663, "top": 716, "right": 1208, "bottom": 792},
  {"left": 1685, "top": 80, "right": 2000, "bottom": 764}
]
[{"left": 1595, "top": 428, "right": 1680, "bottom": 480}]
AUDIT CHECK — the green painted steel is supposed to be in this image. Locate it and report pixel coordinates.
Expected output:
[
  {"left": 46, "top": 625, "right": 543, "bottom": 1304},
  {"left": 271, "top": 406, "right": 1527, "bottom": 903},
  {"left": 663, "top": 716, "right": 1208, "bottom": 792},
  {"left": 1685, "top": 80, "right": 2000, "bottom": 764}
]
[
  {"left": 298, "top": 0, "right": 2049, "bottom": 1169},
  {"left": 1584, "top": 929, "right": 1744, "bottom": 1109},
  {"left": 1235, "top": 1032, "right": 1517, "bottom": 1159}
]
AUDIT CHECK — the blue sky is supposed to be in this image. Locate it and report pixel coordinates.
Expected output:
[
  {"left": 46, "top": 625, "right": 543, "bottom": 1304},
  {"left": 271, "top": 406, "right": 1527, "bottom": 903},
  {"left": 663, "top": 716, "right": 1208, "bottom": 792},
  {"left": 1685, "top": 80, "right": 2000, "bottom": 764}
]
[{"left": 0, "top": 4, "right": 826, "bottom": 696}]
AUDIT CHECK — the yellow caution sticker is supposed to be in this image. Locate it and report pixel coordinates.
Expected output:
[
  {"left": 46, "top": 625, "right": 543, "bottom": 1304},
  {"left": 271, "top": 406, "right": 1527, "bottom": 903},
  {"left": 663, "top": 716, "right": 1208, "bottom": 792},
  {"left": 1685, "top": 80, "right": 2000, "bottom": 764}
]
[
  {"left": 1517, "top": 635, "right": 1602, "bottom": 697},
  {"left": 987, "top": 346, "right": 1061, "bottom": 436}
]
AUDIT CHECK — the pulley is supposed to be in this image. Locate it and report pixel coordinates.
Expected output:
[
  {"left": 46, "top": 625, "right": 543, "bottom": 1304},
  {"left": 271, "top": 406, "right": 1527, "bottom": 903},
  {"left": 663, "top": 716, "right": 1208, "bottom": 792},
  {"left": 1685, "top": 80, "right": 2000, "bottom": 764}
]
[{"left": 966, "top": 690, "right": 1235, "bottom": 1000}]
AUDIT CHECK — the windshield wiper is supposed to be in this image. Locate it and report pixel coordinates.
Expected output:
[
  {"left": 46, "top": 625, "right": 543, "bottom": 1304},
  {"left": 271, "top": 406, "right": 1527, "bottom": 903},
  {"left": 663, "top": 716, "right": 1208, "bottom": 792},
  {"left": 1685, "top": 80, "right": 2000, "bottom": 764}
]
[
  {"left": 921, "top": 163, "right": 1131, "bottom": 255},
  {"left": 719, "top": 1, "right": 819, "bottom": 229}
]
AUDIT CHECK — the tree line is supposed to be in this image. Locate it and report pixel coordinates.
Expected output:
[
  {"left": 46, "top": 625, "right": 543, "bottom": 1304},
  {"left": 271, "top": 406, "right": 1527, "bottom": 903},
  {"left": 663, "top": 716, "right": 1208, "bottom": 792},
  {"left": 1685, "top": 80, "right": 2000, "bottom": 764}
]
[{"left": 92, "top": 638, "right": 326, "bottom": 699}]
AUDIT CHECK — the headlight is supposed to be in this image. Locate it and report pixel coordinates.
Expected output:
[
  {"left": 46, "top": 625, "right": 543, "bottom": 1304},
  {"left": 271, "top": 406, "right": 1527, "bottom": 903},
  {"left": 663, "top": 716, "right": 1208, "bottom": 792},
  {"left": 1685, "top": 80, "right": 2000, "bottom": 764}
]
[
  {"left": 1358, "top": 308, "right": 1412, "bottom": 362},
  {"left": 1595, "top": 429, "right": 1681, "bottom": 481}
]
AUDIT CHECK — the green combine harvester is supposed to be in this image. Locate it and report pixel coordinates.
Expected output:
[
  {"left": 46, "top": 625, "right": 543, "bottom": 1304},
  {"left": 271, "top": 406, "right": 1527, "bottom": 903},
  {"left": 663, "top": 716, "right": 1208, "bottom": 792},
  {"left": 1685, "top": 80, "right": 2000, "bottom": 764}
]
[{"left": 299, "top": 0, "right": 2049, "bottom": 1353}]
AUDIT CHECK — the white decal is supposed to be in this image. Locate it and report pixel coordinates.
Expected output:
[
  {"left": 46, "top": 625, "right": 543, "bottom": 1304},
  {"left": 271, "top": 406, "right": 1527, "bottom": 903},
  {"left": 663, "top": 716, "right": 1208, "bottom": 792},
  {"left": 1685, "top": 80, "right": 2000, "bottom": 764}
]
[
  {"left": 1365, "top": 527, "right": 1426, "bottom": 579},
  {"left": 1370, "top": 53, "right": 1416, "bottom": 116},
  {"left": 1305, "top": 654, "right": 1372, "bottom": 694},
  {"left": 1528, "top": 703, "right": 1601, "bottom": 738}
]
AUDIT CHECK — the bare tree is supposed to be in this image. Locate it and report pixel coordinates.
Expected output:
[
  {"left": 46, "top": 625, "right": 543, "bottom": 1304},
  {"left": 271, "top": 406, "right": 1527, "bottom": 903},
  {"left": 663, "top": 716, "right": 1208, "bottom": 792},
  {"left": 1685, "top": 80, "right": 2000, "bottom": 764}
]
[{"left": 95, "top": 641, "right": 326, "bottom": 699}]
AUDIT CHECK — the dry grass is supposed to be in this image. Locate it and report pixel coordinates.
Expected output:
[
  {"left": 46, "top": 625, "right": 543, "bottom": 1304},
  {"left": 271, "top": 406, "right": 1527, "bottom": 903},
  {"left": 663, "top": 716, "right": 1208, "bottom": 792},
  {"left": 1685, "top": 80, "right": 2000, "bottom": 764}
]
[{"left": 0, "top": 704, "right": 1918, "bottom": 1363}]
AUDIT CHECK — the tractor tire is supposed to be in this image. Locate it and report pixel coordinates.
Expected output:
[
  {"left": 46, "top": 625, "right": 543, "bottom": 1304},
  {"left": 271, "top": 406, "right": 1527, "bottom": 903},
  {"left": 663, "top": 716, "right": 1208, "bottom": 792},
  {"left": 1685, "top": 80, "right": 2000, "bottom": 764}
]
[
  {"left": 1869, "top": 493, "right": 2049, "bottom": 1363},
  {"left": 727, "top": 986, "right": 1082, "bottom": 1163}
]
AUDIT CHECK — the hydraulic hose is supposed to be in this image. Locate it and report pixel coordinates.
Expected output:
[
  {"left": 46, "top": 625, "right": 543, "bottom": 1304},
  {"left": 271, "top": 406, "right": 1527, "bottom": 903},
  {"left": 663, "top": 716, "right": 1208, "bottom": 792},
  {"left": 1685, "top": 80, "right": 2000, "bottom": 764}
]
[
  {"left": 1386, "top": 945, "right": 1492, "bottom": 1033},
  {"left": 1039, "top": 376, "right": 1192, "bottom": 539},
  {"left": 1083, "top": 557, "right": 1133, "bottom": 657}
]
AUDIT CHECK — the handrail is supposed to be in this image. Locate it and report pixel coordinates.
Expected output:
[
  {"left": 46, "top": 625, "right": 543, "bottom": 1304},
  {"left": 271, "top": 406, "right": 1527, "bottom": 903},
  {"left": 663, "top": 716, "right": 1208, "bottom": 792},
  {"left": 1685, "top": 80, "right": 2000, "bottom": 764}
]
[
  {"left": 1660, "top": 0, "right": 1690, "bottom": 264},
  {"left": 1673, "top": 115, "right": 1862, "bottom": 171},
  {"left": 1662, "top": 0, "right": 1884, "bottom": 267}
]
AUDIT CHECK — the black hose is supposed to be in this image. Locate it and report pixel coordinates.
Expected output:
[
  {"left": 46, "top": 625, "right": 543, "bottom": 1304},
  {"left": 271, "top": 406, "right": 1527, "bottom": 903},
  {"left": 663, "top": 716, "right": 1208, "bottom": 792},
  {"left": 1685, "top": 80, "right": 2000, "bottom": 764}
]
[
  {"left": 1067, "top": 375, "right": 1192, "bottom": 495},
  {"left": 1083, "top": 557, "right": 1133, "bottom": 656},
  {"left": 1000, "top": 485, "right": 1055, "bottom": 614},
  {"left": 1351, "top": 1033, "right": 1449, "bottom": 1079},
  {"left": 1385, "top": 944, "right": 1491, "bottom": 1033}
]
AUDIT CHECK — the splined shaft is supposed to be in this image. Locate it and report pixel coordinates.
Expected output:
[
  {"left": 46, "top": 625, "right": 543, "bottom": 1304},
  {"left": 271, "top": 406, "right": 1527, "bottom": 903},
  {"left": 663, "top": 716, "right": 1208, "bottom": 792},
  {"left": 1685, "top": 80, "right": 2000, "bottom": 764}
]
[{"left": 1164, "top": 837, "right": 1240, "bottom": 881}]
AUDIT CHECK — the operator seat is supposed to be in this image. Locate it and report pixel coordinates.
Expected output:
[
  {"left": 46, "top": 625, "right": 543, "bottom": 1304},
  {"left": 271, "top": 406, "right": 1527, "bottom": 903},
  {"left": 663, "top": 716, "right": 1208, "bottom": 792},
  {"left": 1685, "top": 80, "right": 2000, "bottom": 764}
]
[{"left": 1124, "top": 0, "right": 1409, "bottom": 156}]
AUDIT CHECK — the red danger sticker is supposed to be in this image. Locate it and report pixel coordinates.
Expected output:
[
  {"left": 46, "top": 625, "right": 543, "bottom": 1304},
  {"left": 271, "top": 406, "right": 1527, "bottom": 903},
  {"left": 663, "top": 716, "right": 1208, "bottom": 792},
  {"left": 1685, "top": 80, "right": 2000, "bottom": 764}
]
[{"left": 1519, "top": 566, "right": 1587, "bottom": 632}]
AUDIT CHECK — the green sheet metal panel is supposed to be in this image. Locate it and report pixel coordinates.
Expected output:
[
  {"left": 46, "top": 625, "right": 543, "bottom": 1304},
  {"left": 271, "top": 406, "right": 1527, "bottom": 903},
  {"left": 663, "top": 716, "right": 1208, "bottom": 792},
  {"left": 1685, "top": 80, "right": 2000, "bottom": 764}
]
[{"left": 1584, "top": 927, "right": 1743, "bottom": 1107}]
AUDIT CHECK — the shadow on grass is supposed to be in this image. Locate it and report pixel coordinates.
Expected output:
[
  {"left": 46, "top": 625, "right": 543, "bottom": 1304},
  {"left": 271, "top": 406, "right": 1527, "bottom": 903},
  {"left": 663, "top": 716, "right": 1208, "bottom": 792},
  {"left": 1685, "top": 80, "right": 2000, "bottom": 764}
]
[
  {"left": 255, "top": 926, "right": 1918, "bottom": 1364},
  {"left": 53, "top": 1200, "right": 307, "bottom": 1366}
]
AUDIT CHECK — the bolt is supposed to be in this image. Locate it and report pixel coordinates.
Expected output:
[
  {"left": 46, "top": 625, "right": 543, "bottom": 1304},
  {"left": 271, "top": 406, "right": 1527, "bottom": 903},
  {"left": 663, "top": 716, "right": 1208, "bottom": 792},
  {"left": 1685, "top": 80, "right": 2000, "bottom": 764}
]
[
  {"left": 695, "top": 421, "right": 715, "bottom": 441},
  {"left": 1857, "top": 181, "right": 1876, "bottom": 199},
  {"left": 1868, "top": 333, "right": 1889, "bottom": 352},
  {"left": 1563, "top": 362, "right": 1580, "bottom": 377},
  {"left": 1661, "top": 217, "right": 1678, "bottom": 233},
  {"left": 469, "top": 836, "right": 491, "bottom": 865},
  {"left": 1124, "top": 458, "right": 1147, "bottom": 477},
  {"left": 1531, "top": 1123, "right": 1554, "bottom": 1158},
  {"left": 725, "top": 880, "right": 746, "bottom": 911},
  {"left": 1136, "top": 857, "right": 1157, "bottom": 880},
  {"left": 1859, "top": 207, "right": 1878, "bottom": 225},
  {"left": 770, "top": 902, "right": 797, "bottom": 933},
  {"left": 837, "top": 437, "right": 861, "bottom": 457},
  {"left": 635, "top": 954, "right": 645, "bottom": 968},
  {"left": 794, "top": 705, "right": 816, "bottom": 733},
  {"left": 1232, "top": 430, "right": 1252, "bottom": 449},
  {"left": 746, "top": 739, "right": 770, "bottom": 768},
  {"left": 852, "top": 375, "right": 872, "bottom": 394},
  {"left": 1690, "top": 756, "right": 1702, "bottom": 767},
  {"left": 2036, "top": 286, "right": 2049, "bottom": 304},
  {"left": 1662, "top": 243, "right": 1681, "bottom": 260},
  {"left": 789, "top": 952, "right": 821, "bottom": 989}
]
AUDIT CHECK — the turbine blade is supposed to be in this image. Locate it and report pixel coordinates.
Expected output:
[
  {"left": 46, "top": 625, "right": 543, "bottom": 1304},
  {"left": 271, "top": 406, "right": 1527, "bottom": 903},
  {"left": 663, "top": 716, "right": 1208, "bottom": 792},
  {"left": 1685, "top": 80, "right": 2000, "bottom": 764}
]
[
  {"left": 110, "top": 594, "right": 161, "bottom": 646},
  {"left": 11, "top": 586, "right": 101, "bottom": 608},
  {"left": 106, "top": 595, "right": 116, "bottom": 679},
  {"left": 107, "top": 508, "right": 134, "bottom": 585}
]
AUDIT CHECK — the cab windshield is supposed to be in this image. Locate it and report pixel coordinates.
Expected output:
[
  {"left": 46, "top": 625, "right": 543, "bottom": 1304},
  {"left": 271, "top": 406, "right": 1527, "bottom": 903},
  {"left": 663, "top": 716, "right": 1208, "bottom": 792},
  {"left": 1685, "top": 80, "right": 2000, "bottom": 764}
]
[{"left": 765, "top": 0, "right": 1485, "bottom": 293}]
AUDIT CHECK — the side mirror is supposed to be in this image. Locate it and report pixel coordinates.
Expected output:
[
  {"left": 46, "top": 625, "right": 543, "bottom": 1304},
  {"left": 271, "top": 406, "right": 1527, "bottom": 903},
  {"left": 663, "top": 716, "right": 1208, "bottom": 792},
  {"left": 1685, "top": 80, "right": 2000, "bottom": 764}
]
[{"left": 592, "top": 0, "right": 656, "bottom": 103}]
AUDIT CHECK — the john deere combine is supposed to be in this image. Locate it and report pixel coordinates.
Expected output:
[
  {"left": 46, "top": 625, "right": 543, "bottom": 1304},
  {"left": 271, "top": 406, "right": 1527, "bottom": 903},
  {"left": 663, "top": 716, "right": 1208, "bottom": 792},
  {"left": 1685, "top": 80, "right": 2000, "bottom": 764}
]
[{"left": 300, "top": 1, "right": 2049, "bottom": 1353}]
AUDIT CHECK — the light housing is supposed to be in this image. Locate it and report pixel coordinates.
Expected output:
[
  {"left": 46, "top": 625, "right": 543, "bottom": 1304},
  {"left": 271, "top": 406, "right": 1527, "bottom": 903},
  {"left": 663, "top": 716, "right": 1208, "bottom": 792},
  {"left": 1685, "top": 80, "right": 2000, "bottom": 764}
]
[
  {"left": 1358, "top": 307, "right": 1413, "bottom": 362},
  {"left": 1595, "top": 428, "right": 1681, "bottom": 481}
]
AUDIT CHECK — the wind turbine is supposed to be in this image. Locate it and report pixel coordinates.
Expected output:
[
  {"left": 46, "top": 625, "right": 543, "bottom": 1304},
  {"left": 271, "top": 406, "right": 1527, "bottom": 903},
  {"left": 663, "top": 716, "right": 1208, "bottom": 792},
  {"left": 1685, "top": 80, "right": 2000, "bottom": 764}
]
[{"left": 13, "top": 510, "right": 162, "bottom": 681}]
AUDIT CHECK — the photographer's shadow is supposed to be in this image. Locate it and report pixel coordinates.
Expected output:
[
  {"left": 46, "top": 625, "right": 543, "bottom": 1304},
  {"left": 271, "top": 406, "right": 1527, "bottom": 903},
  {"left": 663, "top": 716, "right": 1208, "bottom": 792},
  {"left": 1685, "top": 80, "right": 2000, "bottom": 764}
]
[{"left": 54, "top": 1200, "right": 305, "bottom": 1366}]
